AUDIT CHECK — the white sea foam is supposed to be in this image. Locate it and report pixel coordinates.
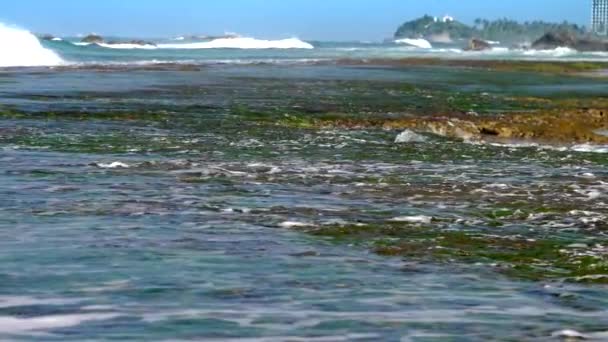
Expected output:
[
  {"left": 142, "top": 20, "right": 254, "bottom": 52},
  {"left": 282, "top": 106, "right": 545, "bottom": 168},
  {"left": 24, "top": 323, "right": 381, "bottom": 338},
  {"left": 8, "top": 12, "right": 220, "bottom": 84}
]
[
  {"left": 570, "top": 144, "right": 608, "bottom": 153},
  {"left": 279, "top": 221, "right": 314, "bottom": 228},
  {"left": 158, "top": 37, "right": 314, "bottom": 49},
  {"left": 389, "top": 215, "right": 433, "bottom": 224},
  {"left": 79, "top": 37, "right": 314, "bottom": 50},
  {"left": 0, "top": 296, "right": 80, "bottom": 309},
  {"left": 0, "top": 313, "right": 119, "bottom": 335},
  {"left": 95, "top": 161, "right": 130, "bottom": 169},
  {"left": 551, "top": 329, "right": 589, "bottom": 339},
  {"left": 97, "top": 42, "right": 157, "bottom": 50},
  {"left": 395, "top": 38, "right": 432, "bottom": 49},
  {"left": 0, "top": 23, "right": 64, "bottom": 67},
  {"left": 482, "top": 141, "right": 608, "bottom": 154},
  {"left": 522, "top": 46, "right": 577, "bottom": 57}
]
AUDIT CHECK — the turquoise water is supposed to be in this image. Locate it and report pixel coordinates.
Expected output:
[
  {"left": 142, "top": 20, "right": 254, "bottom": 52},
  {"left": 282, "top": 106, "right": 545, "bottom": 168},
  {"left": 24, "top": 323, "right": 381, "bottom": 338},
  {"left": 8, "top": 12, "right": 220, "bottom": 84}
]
[
  {"left": 1, "top": 58, "right": 608, "bottom": 340},
  {"left": 40, "top": 38, "right": 608, "bottom": 66}
]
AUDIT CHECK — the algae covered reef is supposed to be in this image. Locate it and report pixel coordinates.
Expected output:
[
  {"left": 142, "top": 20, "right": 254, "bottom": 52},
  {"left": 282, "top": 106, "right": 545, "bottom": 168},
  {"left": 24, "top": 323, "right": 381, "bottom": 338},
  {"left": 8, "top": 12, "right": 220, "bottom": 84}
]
[
  {"left": 234, "top": 59, "right": 608, "bottom": 145},
  {"left": 2, "top": 60, "right": 607, "bottom": 287},
  {"left": 2, "top": 59, "right": 608, "bottom": 339}
]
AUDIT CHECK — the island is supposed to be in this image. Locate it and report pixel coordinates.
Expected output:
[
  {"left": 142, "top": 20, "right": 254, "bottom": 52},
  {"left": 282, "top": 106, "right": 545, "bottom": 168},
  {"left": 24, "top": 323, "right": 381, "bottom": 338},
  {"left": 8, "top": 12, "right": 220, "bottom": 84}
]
[{"left": 394, "top": 15, "right": 596, "bottom": 48}]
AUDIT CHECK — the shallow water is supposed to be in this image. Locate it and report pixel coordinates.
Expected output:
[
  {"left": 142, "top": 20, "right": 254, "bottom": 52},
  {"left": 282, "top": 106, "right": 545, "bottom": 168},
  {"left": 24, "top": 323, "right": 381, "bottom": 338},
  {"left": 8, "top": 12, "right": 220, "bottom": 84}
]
[
  {"left": 42, "top": 39, "right": 608, "bottom": 65},
  {"left": 1, "top": 64, "right": 607, "bottom": 340}
]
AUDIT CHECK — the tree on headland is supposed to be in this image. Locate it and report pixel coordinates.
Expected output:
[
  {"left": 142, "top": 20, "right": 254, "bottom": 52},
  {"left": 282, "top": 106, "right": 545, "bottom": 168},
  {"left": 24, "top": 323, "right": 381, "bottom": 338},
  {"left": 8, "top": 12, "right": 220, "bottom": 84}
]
[{"left": 395, "top": 16, "right": 587, "bottom": 43}]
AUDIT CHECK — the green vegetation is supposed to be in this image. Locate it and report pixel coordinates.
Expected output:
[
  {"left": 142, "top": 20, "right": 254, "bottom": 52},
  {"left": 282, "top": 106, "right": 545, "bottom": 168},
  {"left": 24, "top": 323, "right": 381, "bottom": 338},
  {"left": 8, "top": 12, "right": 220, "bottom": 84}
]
[
  {"left": 473, "top": 18, "right": 587, "bottom": 43},
  {"left": 395, "top": 15, "right": 587, "bottom": 44},
  {"left": 394, "top": 15, "right": 474, "bottom": 41},
  {"left": 302, "top": 222, "right": 608, "bottom": 283}
]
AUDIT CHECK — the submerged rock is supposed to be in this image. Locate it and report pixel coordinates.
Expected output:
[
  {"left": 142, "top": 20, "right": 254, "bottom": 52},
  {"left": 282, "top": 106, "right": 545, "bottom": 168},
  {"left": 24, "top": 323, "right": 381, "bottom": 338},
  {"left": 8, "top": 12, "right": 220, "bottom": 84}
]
[
  {"left": 406, "top": 108, "right": 608, "bottom": 144},
  {"left": 81, "top": 34, "right": 104, "bottom": 44},
  {"left": 532, "top": 31, "right": 608, "bottom": 52},
  {"left": 395, "top": 129, "right": 427, "bottom": 143},
  {"left": 107, "top": 40, "right": 157, "bottom": 46},
  {"left": 39, "top": 34, "right": 55, "bottom": 41},
  {"left": 465, "top": 38, "right": 492, "bottom": 51},
  {"left": 309, "top": 107, "right": 608, "bottom": 144}
]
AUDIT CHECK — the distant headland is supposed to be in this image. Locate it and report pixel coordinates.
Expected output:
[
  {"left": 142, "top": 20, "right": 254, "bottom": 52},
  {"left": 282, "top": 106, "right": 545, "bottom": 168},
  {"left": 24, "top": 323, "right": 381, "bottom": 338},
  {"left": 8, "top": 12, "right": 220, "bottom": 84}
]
[{"left": 393, "top": 15, "right": 608, "bottom": 51}]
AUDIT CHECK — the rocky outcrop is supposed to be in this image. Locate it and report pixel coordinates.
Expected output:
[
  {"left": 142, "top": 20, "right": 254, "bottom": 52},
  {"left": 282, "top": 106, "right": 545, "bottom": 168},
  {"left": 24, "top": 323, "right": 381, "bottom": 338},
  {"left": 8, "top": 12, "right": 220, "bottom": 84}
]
[
  {"left": 40, "top": 34, "right": 55, "bottom": 41},
  {"left": 395, "top": 16, "right": 586, "bottom": 45},
  {"left": 128, "top": 40, "right": 156, "bottom": 46},
  {"left": 106, "top": 40, "right": 157, "bottom": 46},
  {"left": 306, "top": 108, "right": 608, "bottom": 144},
  {"left": 465, "top": 38, "right": 491, "bottom": 51},
  {"left": 81, "top": 34, "right": 104, "bottom": 44},
  {"left": 532, "top": 31, "right": 608, "bottom": 51},
  {"left": 384, "top": 109, "right": 608, "bottom": 143}
]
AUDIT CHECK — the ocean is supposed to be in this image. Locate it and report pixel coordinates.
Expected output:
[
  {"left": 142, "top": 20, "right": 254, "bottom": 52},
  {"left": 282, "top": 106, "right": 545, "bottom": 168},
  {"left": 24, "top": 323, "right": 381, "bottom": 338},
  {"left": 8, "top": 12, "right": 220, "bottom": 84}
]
[{"left": 1, "top": 24, "right": 608, "bottom": 340}]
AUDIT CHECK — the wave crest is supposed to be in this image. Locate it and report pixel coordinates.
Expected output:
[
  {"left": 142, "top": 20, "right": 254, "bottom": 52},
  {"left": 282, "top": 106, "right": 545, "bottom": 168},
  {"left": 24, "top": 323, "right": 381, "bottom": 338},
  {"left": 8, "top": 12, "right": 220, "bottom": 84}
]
[
  {"left": 0, "top": 23, "right": 64, "bottom": 67},
  {"left": 77, "top": 37, "right": 314, "bottom": 50},
  {"left": 395, "top": 38, "right": 432, "bottom": 49}
]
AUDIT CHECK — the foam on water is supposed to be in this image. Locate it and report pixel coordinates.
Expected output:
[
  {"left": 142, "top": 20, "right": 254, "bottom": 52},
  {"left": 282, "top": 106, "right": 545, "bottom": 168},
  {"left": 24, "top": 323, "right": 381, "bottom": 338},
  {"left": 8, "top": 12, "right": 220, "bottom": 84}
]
[
  {"left": 0, "top": 23, "right": 64, "bottom": 67},
  {"left": 389, "top": 215, "right": 434, "bottom": 224},
  {"left": 395, "top": 38, "right": 432, "bottom": 49},
  {"left": 159, "top": 37, "right": 314, "bottom": 49},
  {"left": 0, "top": 313, "right": 120, "bottom": 335},
  {"left": 80, "top": 37, "right": 314, "bottom": 50},
  {"left": 95, "top": 161, "right": 130, "bottom": 169},
  {"left": 522, "top": 46, "right": 578, "bottom": 57},
  {"left": 97, "top": 42, "right": 158, "bottom": 50}
]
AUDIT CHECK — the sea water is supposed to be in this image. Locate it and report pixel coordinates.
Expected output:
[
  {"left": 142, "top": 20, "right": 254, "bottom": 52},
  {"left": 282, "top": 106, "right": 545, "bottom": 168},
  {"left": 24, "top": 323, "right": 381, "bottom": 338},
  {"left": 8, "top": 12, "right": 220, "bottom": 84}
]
[{"left": 1, "top": 24, "right": 608, "bottom": 341}]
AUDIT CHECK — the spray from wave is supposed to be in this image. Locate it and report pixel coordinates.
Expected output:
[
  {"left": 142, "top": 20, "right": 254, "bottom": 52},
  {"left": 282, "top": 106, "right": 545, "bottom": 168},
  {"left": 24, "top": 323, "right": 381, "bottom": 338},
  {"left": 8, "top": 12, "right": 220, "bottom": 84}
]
[
  {"left": 76, "top": 37, "right": 314, "bottom": 50},
  {"left": 158, "top": 37, "right": 314, "bottom": 49},
  {"left": 394, "top": 38, "right": 432, "bottom": 49},
  {"left": 0, "top": 23, "right": 64, "bottom": 67}
]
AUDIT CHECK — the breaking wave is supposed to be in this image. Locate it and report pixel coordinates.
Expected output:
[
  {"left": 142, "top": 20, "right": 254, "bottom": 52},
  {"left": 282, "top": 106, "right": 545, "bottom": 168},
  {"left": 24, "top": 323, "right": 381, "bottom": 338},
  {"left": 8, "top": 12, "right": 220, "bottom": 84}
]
[
  {"left": 76, "top": 37, "right": 314, "bottom": 50},
  {"left": 0, "top": 23, "right": 64, "bottom": 67},
  {"left": 158, "top": 37, "right": 314, "bottom": 49},
  {"left": 395, "top": 38, "right": 432, "bottom": 49}
]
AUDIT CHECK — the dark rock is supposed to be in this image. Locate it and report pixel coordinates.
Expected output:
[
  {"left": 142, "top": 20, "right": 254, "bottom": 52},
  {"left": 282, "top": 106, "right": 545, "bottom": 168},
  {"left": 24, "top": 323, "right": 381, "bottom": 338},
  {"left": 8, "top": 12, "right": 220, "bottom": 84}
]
[
  {"left": 532, "top": 31, "right": 608, "bottom": 51},
  {"left": 40, "top": 34, "right": 55, "bottom": 41},
  {"left": 198, "top": 34, "right": 240, "bottom": 40},
  {"left": 81, "top": 34, "right": 104, "bottom": 44},
  {"left": 510, "top": 43, "right": 530, "bottom": 50},
  {"left": 532, "top": 31, "right": 577, "bottom": 48},
  {"left": 128, "top": 40, "right": 156, "bottom": 46},
  {"left": 465, "top": 38, "right": 492, "bottom": 51},
  {"left": 106, "top": 40, "right": 156, "bottom": 46}
]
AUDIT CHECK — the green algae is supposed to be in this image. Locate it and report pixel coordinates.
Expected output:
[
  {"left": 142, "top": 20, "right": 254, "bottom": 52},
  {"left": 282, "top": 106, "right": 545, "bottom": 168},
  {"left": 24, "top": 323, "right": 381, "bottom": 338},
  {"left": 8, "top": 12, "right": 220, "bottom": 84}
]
[
  {"left": 0, "top": 132, "right": 186, "bottom": 154},
  {"left": 303, "top": 222, "right": 608, "bottom": 283},
  {"left": 343, "top": 58, "right": 608, "bottom": 75},
  {"left": 0, "top": 108, "right": 171, "bottom": 122}
]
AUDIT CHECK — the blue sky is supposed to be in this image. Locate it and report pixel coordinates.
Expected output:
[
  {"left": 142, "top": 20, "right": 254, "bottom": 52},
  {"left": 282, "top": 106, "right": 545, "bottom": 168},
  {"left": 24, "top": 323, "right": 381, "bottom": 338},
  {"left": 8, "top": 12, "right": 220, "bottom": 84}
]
[{"left": 0, "top": 0, "right": 591, "bottom": 40}]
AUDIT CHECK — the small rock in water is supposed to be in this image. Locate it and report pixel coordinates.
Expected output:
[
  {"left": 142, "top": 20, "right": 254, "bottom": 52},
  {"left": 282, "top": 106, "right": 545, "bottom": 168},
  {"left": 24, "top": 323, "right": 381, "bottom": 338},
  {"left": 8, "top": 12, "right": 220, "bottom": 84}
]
[
  {"left": 395, "top": 130, "right": 427, "bottom": 144},
  {"left": 290, "top": 251, "right": 320, "bottom": 257}
]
